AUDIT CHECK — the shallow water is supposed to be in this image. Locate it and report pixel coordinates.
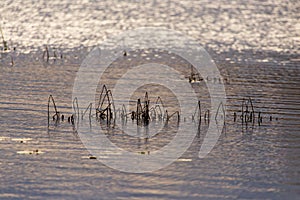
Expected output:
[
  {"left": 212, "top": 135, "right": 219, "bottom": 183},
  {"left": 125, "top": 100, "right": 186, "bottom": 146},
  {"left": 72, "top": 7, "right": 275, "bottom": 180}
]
[{"left": 1, "top": 0, "right": 300, "bottom": 199}]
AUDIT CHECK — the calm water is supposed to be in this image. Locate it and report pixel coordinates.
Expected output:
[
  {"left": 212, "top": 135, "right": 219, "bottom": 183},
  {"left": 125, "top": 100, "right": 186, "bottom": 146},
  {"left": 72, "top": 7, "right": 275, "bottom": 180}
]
[{"left": 0, "top": 0, "right": 300, "bottom": 199}]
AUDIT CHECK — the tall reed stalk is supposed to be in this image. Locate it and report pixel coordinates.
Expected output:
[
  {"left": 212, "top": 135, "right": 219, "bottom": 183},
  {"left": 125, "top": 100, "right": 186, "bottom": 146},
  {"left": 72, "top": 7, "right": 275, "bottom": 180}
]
[{"left": 0, "top": 25, "right": 8, "bottom": 51}]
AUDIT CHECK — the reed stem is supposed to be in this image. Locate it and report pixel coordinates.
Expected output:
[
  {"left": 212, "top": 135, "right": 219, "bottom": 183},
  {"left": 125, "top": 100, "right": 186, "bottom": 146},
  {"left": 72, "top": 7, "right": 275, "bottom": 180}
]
[
  {"left": 0, "top": 26, "right": 8, "bottom": 51},
  {"left": 48, "top": 95, "right": 59, "bottom": 127}
]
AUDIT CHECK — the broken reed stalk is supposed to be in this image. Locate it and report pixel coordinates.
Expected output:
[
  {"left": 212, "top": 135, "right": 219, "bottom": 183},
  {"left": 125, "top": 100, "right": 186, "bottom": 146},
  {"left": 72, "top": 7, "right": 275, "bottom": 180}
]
[
  {"left": 96, "top": 85, "right": 116, "bottom": 123},
  {"left": 198, "top": 101, "right": 201, "bottom": 121},
  {"left": 149, "top": 107, "right": 157, "bottom": 119},
  {"left": 147, "top": 105, "right": 163, "bottom": 120},
  {"left": 0, "top": 26, "right": 8, "bottom": 51},
  {"left": 165, "top": 110, "right": 180, "bottom": 122},
  {"left": 143, "top": 92, "right": 150, "bottom": 123},
  {"left": 133, "top": 92, "right": 152, "bottom": 125},
  {"left": 136, "top": 99, "right": 142, "bottom": 121},
  {"left": 73, "top": 97, "right": 79, "bottom": 121},
  {"left": 241, "top": 97, "right": 255, "bottom": 124},
  {"left": 43, "top": 46, "right": 49, "bottom": 62},
  {"left": 241, "top": 98, "right": 245, "bottom": 122},
  {"left": 248, "top": 97, "right": 254, "bottom": 113},
  {"left": 248, "top": 97, "right": 255, "bottom": 123},
  {"left": 154, "top": 96, "right": 164, "bottom": 119},
  {"left": 48, "top": 95, "right": 59, "bottom": 127},
  {"left": 189, "top": 65, "right": 203, "bottom": 83},
  {"left": 154, "top": 105, "right": 163, "bottom": 119},
  {"left": 82, "top": 103, "right": 93, "bottom": 120},
  {"left": 98, "top": 85, "right": 114, "bottom": 110},
  {"left": 197, "top": 112, "right": 201, "bottom": 137},
  {"left": 258, "top": 111, "right": 262, "bottom": 126},
  {"left": 155, "top": 96, "right": 165, "bottom": 108},
  {"left": 215, "top": 101, "right": 226, "bottom": 125},
  {"left": 108, "top": 90, "right": 116, "bottom": 116},
  {"left": 144, "top": 92, "right": 149, "bottom": 108},
  {"left": 97, "top": 84, "right": 109, "bottom": 110},
  {"left": 121, "top": 104, "right": 127, "bottom": 120},
  {"left": 241, "top": 98, "right": 248, "bottom": 122},
  {"left": 192, "top": 100, "right": 201, "bottom": 122}
]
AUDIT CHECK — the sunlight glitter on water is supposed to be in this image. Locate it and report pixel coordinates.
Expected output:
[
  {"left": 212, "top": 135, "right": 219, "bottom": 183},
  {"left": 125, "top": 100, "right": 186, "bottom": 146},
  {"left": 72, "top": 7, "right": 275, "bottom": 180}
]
[{"left": 0, "top": 0, "right": 298, "bottom": 55}]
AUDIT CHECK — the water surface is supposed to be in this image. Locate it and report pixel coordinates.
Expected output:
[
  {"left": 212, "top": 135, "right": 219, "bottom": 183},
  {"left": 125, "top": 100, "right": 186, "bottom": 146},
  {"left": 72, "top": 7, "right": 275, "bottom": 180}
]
[{"left": 0, "top": 0, "right": 299, "bottom": 199}]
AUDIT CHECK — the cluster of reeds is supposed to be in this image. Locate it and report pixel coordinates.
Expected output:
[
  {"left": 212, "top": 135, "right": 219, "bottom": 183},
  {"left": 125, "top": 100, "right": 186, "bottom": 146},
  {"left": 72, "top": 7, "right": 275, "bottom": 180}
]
[
  {"left": 192, "top": 100, "right": 215, "bottom": 124},
  {"left": 188, "top": 65, "right": 203, "bottom": 83},
  {"left": 132, "top": 92, "right": 151, "bottom": 125},
  {"left": 96, "top": 85, "right": 115, "bottom": 124},
  {"left": 116, "top": 91, "right": 180, "bottom": 126},
  {"left": 188, "top": 65, "right": 229, "bottom": 84},
  {"left": 43, "top": 45, "right": 63, "bottom": 62},
  {"left": 150, "top": 97, "right": 164, "bottom": 120},
  {"left": 49, "top": 85, "right": 182, "bottom": 127},
  {"left": 48, "top": 85, "right": 279, "bottom": 133},
  {"left": 233, "top": 97, "right": 257, "bottom": 125},
  {"left": 47, "top": 95, "right": 76, "bottom": 127},
  {"left": 241, "top": 97, "right": 255, "bottom": 123},
  {"left": 233, "top": 97, "right": 277, "bottom": 126}
]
